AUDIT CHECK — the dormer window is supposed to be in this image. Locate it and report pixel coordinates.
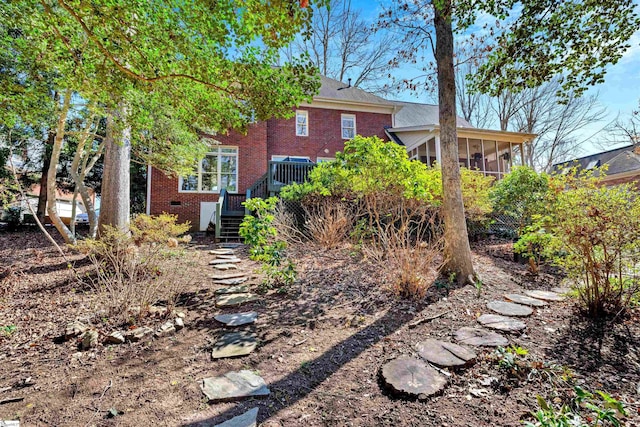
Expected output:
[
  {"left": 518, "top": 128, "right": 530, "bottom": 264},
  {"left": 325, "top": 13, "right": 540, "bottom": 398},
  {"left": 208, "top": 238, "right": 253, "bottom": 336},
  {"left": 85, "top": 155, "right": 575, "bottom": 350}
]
[
  {"left": 341, "top": 114, "right": 356, "bottom": 139},
  {"left": 296, "top": 110, "right": 308, "bottom": 136}
]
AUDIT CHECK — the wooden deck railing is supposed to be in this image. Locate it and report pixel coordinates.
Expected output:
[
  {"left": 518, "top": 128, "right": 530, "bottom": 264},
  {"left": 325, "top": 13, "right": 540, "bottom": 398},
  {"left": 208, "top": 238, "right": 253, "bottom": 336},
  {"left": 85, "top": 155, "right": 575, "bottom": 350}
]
[{"left": 267, "top": 161, "right": 315, "bottom": 193}]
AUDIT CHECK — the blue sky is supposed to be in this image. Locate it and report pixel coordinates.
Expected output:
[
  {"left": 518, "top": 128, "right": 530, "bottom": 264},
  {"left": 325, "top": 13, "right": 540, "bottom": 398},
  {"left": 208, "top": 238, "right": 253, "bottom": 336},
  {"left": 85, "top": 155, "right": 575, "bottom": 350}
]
[{"left": 349, "top": 0, "right": 640, "bottom": 156}]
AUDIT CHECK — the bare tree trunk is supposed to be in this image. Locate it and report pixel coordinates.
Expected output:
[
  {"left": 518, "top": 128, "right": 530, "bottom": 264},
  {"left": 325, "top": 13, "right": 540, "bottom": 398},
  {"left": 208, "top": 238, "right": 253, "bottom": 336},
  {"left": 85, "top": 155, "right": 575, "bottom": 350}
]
[
  {"left": 68, "top": 112, "right": 102, "bottom": 238},
  {"left": 46, "top": 90, "right": 76, "bottom": 244},
  {"left": 434, "top": 0, "right": 475, "bottom": 285},
  {"left": 70, "top": 186, "right": 78, "bottom": 237},
  {"left": 36, "top": 131, "right": 54, "bottom": 223},
  {"left": 98, "top": 110, "right": 131, "bottom": 235}
]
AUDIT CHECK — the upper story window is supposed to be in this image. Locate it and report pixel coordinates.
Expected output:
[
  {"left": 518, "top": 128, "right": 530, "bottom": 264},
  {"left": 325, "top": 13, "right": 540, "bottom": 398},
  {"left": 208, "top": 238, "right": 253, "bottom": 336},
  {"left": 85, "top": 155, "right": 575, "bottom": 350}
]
[
  {"left": 296, "top": 110, "right": 309, "bottom": 136},
  {"left": 341, "top": 114, "right": 356, "bottom": 139},
  {"left": 179, "top": 146, "right": 238, "bottom": 193}
]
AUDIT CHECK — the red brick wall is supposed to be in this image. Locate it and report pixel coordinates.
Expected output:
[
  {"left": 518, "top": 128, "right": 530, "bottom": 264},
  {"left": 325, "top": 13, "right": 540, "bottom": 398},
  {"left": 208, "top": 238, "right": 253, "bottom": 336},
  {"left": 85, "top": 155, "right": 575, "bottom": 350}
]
[
  {"left": 266, "top": 107, "right": 391, "bottom": 161},
  {"left": 603, "top": 173, "right": 640, "bottom": 189},
  {"left": 149, "top": 122, "right": 268, "bottom": 228},
  {"left": 149, "top": 108, "right": 392, "bottom": 229}
]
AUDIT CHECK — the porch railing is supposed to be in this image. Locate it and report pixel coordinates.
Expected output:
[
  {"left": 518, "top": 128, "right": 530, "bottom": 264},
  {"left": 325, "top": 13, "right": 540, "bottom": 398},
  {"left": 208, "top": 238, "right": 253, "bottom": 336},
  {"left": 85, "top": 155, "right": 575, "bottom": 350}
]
[{"left": 267, "top": 161, "right": 315, "bottom": 193}]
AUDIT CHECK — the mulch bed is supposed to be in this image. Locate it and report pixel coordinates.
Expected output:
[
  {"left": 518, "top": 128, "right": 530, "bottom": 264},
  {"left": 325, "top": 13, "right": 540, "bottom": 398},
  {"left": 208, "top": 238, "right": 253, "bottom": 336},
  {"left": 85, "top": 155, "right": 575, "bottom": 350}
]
[{"left": 0, "top": 229, "right": 638, "bottom": 426}]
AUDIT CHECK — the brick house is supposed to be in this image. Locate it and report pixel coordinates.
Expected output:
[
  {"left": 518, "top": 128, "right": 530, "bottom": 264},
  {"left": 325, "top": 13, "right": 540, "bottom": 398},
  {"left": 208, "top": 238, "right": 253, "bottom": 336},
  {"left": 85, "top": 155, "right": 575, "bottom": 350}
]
[
  {"left": 147, "top": 76, "right": 534, "bottom": 232},
  {"left": 553, "top": 144, "right": 640, "bottom": 188}
]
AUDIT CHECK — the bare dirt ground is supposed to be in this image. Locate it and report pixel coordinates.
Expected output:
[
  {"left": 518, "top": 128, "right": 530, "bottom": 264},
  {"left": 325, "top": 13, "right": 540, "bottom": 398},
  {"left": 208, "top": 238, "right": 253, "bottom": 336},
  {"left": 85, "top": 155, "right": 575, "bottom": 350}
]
[{"left": 0, "top": 229, "right": 639, "bottom": 426}]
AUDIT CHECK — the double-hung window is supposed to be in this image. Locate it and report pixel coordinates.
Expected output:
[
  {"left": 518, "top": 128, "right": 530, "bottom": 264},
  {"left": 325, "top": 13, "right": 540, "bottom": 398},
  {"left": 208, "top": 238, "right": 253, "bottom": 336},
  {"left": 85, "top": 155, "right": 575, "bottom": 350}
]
[
  {"left": 341, "top": 114, "right": 356, "bottom": 139},
  {"left": 296, "top": 110, "right": 309, "bottom": 136},
  {"left": 180, "top": 146, "right": 238, "bottom": 193}
]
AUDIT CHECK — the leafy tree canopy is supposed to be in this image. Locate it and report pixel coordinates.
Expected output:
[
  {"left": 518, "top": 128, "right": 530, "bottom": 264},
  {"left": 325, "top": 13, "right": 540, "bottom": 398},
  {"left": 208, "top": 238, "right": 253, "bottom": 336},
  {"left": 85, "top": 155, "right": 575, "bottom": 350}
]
[
  {"left": 381, "top": 0, "right": 640, "bottom": 98},
  {"left": 460, "top": 0, "right": 640, "bottom": 97},
  {"left": 2, "top": 0, "right": 322, "bottom": 173}
]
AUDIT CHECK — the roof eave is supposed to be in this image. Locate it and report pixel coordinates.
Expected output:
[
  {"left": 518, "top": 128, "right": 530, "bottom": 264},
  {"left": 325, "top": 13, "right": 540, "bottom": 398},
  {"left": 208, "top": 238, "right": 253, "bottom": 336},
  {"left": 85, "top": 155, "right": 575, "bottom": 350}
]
[
  {"left": 301, "top": 96, "right": 397, "bottom": 114},
  {"left": 389, "top": 124, "right": 537, "bottom": 142}
]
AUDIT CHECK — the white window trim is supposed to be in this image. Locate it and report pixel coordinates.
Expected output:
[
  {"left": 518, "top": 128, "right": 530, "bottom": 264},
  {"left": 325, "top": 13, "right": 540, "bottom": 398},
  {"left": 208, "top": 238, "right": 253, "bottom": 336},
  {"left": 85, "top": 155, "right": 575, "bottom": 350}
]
[
  {"left": 341, "top": 113, "right": 356, "bottom": 140},
  {"left": 178, "top": 146, "right": 239, "bottom": 194},
  {"left": 295, "top": 110, "right": 309, "bottom": 137}
]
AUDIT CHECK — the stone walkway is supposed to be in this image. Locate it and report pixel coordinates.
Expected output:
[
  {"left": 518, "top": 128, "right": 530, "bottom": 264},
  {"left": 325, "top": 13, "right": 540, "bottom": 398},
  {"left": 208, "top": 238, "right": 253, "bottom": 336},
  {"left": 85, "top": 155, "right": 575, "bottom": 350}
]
[
  {"left": 199, "top": 244, "right": 570, "bottom": 424},
  {"left": 199, "top": 244, "right": 265, "bottom": 427},
  {"left": 380, "top": 288, "right": 568, "bottom": 399}
]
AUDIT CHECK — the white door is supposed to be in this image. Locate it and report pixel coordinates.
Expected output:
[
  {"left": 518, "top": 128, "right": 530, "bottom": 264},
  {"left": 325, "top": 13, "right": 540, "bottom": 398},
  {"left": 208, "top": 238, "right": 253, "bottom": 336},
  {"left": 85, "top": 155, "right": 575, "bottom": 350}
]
[{"left": 199, "top": 202, "right": 218, "bottom": 232}]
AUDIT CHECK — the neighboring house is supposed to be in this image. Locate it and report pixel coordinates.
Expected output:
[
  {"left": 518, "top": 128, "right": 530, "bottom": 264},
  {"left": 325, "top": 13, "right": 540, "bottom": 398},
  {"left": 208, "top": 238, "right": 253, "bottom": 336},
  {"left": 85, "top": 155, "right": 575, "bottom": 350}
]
[
  {"left": 553, "top": 144, "right": 640, "bottom": 187},
  {"left": 147, "top": 76, "right": 535, "bottom": 232}
]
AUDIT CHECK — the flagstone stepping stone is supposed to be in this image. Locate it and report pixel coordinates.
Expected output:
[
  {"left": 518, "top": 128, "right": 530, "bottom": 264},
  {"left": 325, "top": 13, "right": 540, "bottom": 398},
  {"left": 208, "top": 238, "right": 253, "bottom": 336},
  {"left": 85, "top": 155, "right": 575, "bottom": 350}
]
[
  {"left": 220, "top": 243, "right": 244, "bottom": 249},
  {"left": 210, "top": 258, "right": 242, "bottom": 265},
  {"left": 380, "top": 356, "right": 447, "bottom": 399},
  {"left": 504, "top": 293, "right": 547, "bottom": 307},
  {"left": 415, "top": 339, "right": 476, "bottom": 368},
  {"left": 210, "top": 249, "right": 236, "bottom": 255},
  {"left": 551, "top": 287, "right": 571, "bottom": 295},
  {"left": 454, "top": 327, "right": 509, "bottom": 347},
  {"left": 210, "top": 271, "right": 248, "bottom": 280},
  {"left": 214, "top": 407, "right": 259, "bottom": 427},
  {"left": 215, "top": 285, "right": 250, "bottom": 295},
  {"left": 211, "top": 331, "right": 257, "bottom": 359},
  {"left": 201, "top": 370, "right": 269, "bottom": 402},
  {"left": 214, "top": 263, "right": 239, "bottom": 271},
  {"left": 214, "top": 277, "right": 249, "bottom": 286},
  {"left": 525, "top": 290, "right": 566, "bottom": 302},
  {"left": 487, "top": 300, "right": 533, "bottom": 317},
  {"left": 216, "top": 293, "right": 259, "bottom": 307},
  {"left": 216, "top": 254, "right": 239, "bottom": 260},
  {"left": 214, "top": 312, "right": 258, "bottom": 327},
  {"left": 477, "top": 314, "right": 526, "bottom": 332}
]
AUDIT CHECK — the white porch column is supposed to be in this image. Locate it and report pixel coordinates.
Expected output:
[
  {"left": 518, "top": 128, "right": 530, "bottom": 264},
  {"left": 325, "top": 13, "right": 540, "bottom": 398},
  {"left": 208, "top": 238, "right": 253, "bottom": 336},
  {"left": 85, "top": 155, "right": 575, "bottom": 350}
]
[
  {"left": 480, "top": 139, "right": 486, "bottom": 176},
  {"left": 435, "top": 136, "right": 442, "bottom": 165},
  {"left": 466, "top": 138, "right": 470, "bottom": 168}
]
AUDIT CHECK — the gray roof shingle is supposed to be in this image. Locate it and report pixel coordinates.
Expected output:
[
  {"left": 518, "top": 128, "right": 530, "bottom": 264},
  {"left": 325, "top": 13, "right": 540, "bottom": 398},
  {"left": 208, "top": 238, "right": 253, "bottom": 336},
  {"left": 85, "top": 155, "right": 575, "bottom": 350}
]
[
  {"left": 317, "top": 75, "right": 394, "bottom": 105},
  {"left": 391, "top": 101, "right": 474, "bottom": 128}
]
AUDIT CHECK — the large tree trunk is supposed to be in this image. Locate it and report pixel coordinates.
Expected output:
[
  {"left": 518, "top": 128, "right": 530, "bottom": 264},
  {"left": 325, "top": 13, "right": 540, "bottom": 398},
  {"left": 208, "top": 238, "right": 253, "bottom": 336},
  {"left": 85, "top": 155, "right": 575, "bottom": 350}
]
[
  {"left": 98, "top": 111, "right": 131, "bottom": 235},
  {"left": 36, "top": 131, "right": 54, "bottom": 223},
  {"left": 434, "top": 1, "right": 475, "bottom": 285},
  {"left": 46, "top": 90, "right": 76, "bottom": 244}
]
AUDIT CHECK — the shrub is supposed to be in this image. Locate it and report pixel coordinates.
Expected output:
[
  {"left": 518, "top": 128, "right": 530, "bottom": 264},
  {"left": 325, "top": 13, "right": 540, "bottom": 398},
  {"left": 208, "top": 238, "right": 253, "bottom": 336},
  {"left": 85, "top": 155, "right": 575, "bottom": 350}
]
[
  {"left": 303, "top": 199, "right": 354, "bottom": 248},
  {"left": 526, "top": 387, "right": 627, "bottom": 427},
  {"left": 281, "top": 136, "right": 494, "bottom": 225},
  {"left": 240, "top": 197, "right": 297, "bottom": 292},
  {"left": 517, "top": 170, "right": 640, "bottom": 317},
  {"left": 490, "top": 166, "right": 550, "bottom": 235},
  {"left": 77, "top": 214, "right": 193, "bottom": 321},
  {"left": 362, "top": 200, "right": 443, "bottom": 299}
]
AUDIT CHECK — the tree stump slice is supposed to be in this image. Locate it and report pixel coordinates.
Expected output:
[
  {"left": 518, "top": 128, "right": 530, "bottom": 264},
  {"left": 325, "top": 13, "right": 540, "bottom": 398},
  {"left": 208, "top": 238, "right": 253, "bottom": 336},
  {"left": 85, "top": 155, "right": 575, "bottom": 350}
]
[
  {"left": 477, "top": 314, "right": 526, "bottom": 332},
  {"left": 487, "top": 301, "right": 533, "bottom": 317},
  {"left": 504, "top": 293, "right": 547, "bottom": 307},
  {"left": 415, "top": 339, "right": 476, "bottom": 368},
  {"left": 454, "top": 327, "right": 508, "bottom": 347},
  {"left": 380, "top": 356, "right": 447, "bottom": 399},
  {"left": 525, "top": 290, "right": 566, "bottom": 302}
]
